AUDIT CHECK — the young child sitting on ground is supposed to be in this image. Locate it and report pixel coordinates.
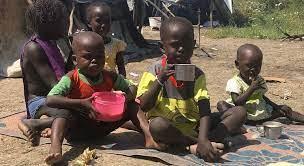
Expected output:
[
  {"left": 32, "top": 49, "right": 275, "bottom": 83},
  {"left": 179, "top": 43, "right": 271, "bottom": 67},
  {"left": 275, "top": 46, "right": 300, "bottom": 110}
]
[
  {"left": 86, "top": 1, "right": 127, "bottom": 77},
  {"left": 217, "top": 44, "right": 304, "bottom": 125},
  {"left": 136, "top": 17, "right": 247, "bottom": 161},
  {"left": 18, "top": 0, "right": 73, "bottom": 146},
  {"left": 45, "top": 31, "right": 158, "bottom": 164}
]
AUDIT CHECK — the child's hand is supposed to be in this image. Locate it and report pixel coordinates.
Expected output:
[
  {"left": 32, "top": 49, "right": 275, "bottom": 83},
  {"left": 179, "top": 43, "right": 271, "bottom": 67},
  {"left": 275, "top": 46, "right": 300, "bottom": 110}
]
[
  {"left": 157, "top": 64, "right": 175, "bottom": 84},
  {"left": 249, "top": 77, "right": 265, "bottom": 91},
  {"left": 196, "top": 140, "right": 222, "bottom": 161},
  {"left": 81, "top": 96, "right": 99, "bottom": 120}
]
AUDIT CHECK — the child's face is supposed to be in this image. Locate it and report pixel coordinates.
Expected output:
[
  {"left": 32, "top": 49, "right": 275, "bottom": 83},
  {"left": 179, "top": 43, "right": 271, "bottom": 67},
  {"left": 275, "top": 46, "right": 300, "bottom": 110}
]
[
  {"left": 161, "top": 25, "right": 195, "bottom": 64},
  {"left": 76, "top": 42, "right": 105, "bottom": 78},
  {"left": 88, "top": 7, "right": 111, "bottom": 38},
  {"left": 236, "top": 50, "right": 262, "bottom": 81}
]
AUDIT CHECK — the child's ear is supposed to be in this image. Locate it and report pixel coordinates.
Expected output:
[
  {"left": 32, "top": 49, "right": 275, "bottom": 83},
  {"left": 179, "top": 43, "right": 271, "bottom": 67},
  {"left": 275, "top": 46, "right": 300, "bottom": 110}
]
[
  {"left": 72, "top": 54, "right": 77, "bottom": 66},
  {"left": 235, "top": 60, "right": 240, "bottom": 69},
  {"left": 158, "top": 41, "right": 165, "bottom": 54}
]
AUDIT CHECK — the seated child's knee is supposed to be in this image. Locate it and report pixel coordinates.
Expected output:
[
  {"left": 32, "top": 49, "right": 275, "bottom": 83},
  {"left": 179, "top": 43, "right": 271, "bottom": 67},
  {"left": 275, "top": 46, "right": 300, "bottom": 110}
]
[
  {"left": 126, "top": 101, "right": 139, "bottom": 111},
  {"left": 217, "top": 100, "right": 227, "bottom": 108},
  {"left": 149, "top": 117, "right": 171, "bottom": 136},
  {"left": 57, "top": 109, "right": 73, "bottom": 121},
  {"left": 235, "top": 106, "right": 247, "bottom": 120},
  {"left": 123, "top": 101, "right": 140, "bottom": 118},
  {"left": 217, "top": 100, "right": 227, "bottom": 106},
  {"left": 217, "top": 100, "right": 232, "bottom": 112}
]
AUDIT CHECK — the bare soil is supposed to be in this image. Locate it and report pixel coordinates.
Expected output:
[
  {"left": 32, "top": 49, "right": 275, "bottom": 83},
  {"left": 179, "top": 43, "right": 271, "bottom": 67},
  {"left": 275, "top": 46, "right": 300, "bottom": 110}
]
[{"left": 0, "top": 27, "right": 303, "bottom": 165}]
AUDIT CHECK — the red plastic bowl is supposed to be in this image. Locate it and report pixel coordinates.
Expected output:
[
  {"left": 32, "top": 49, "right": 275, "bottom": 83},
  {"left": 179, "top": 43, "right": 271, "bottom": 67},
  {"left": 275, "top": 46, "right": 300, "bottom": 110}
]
[{"left": 92, "top": 92, "right": 125, "bottom": 122}]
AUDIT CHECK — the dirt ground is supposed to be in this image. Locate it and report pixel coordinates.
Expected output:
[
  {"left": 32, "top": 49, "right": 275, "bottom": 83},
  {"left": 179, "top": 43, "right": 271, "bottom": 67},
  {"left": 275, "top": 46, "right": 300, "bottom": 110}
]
[{"left": 0, "top": 27, "right": 303, "bottom": 165}]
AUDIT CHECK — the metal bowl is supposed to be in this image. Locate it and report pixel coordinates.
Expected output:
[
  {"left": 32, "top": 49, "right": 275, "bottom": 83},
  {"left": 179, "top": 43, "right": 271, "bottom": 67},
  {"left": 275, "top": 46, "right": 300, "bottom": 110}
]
[{"left": 263, "top": 121, "right": 283, "bottom": 139}]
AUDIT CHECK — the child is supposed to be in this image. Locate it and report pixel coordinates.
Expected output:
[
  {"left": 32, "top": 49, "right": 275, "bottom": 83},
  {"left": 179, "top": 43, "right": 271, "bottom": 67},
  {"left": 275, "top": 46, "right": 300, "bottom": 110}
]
[
  {"left": 18, "top": 0, "right": 73, "bottom": 146},
  {"left": 86, "top": 2, "right": 127, "bottom": 77},
  {"left": 217, "top": 44, "right": 304, "bottom": 125},
  {"left": 45, "top": 31, "right": 158, "bottom": 164},
  {"left": 136, "top": 17, "right": 247, "bottom": 161}
]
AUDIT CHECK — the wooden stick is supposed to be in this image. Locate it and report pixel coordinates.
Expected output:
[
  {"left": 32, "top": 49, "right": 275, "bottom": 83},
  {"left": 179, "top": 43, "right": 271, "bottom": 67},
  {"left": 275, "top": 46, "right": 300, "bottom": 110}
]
[
  {"left": 68, "top": 4, "right": 75, "bottom": 36},
  {"left": 145, "top": 0, "right": 169, "bottom": 18},
  {"left": 161, "top": 2, "right": 175, "bottom": 17},
  {"left": 197, "top": 8, "right": 201, "bottom": 47}
]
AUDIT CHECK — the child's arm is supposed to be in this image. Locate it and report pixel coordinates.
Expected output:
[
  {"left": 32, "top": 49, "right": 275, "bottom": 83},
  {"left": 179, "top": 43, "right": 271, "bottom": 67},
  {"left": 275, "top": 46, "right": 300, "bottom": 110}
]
[
  {"left": 112, "top": 72, "right": 138, "bottom": 102},
  {"left": 116, "top": 52, "right": 126, "bottom": 77},
  {"left": 231, "top": 77, "right": 265, "bottom": 106},
  {"left": 196, "top": 99, "right": 218, "bottom": 161},
  {"left": 125, "top": 85, "right": 137, "bottom": 102},
  {"left": 45, "top": 74, "right": 97, "bottom": 119},
  {"left": 46, "top": 96, "right": 97, "bottom": 119},
  {"left": 138, "top": 80, "right": 163, "bottom": 111},
  {"left": 138, "top": 66, "right": 174, "bottom": 111},
  {"left": 24, "top": 42, "right": 58, "bottom": 89}
]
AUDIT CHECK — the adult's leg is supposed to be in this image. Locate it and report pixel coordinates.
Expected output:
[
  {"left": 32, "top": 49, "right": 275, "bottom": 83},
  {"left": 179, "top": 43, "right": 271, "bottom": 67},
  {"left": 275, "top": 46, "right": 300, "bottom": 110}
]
[
  {"left": 209, "top": 106, "right": 247, "bottom": 143},
  {"left": 126, "top": 101, "right": 162, "bottom": 149}
]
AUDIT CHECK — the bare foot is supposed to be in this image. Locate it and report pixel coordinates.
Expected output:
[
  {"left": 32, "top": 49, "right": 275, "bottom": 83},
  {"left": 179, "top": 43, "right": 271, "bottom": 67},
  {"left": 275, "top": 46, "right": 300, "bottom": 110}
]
[
  {"left": 211, "top": 142, "right": 224, "bottom": 154},
  {"left": 18, "top": 119, "right": 40, "bottom": 146},
  {"left": 45, "top": 145, "right": 62, "bottom": 165},
  {"left": 188, "top": 142, "right": 224, "bottom": 155},
  {"left": 145, "top": 138, "right": 168, "bottom": 151},
  {"left": 188, "top": 144, "right": 197, "bottom": 155},
  {"left": 41, "top": 128, "right": 51, "bottom": 138}
]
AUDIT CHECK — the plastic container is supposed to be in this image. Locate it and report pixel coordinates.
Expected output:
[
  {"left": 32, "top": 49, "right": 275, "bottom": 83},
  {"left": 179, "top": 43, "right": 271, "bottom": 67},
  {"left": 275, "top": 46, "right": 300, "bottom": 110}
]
[
  {"left": 149, "top": 17, "right": 161, "bottom": 30},
  {"left": 92, "top": 92, "right": 125, "bottom": 122}
]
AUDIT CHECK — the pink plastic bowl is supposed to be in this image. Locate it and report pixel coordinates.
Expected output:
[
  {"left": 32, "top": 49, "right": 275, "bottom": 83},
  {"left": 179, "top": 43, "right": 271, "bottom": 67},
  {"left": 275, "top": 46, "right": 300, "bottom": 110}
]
[{"left": 92, "top": 92, "right": 125, "bottom": 122}]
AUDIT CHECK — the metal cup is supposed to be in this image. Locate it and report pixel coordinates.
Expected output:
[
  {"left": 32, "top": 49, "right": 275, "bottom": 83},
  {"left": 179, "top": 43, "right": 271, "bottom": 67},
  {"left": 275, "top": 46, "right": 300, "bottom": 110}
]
[
  {"left": 174, "top": 64, "right": 195, "bottom": 81},
  {"left": 263, "top": 121, "right": 283, "bottom": 140}
]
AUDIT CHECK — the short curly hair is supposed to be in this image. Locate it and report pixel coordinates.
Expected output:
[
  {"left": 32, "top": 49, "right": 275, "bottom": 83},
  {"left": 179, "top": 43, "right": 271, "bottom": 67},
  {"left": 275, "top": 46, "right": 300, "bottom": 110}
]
[
  {"left": 160, "top": 17, "right": 194, "bottom": 41},
  {"left": 86, "top": 1, "right": 111, "bottom": 23},
  {"left": 25, "top": 0, "right": 67, "bottom": 34}
]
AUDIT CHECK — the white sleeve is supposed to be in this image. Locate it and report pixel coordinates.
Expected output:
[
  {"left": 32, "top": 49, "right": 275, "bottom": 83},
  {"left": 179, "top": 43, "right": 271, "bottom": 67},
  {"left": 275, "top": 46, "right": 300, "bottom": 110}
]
[{"left": 225, "top": 78, "right": 241, "bottom": 94}]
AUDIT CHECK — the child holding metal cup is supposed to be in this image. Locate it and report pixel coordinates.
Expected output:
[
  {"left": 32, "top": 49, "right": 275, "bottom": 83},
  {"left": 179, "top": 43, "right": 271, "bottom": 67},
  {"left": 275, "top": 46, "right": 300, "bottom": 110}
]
[{"left": 136, "top": 17, "right": 247, "bottom": 161}]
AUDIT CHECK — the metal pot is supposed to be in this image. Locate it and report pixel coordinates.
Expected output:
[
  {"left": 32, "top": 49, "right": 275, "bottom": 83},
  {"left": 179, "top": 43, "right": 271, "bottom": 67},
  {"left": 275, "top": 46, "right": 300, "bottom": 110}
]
[{"left": 263, "top": 121, "right": 283, "bottom": 140}]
